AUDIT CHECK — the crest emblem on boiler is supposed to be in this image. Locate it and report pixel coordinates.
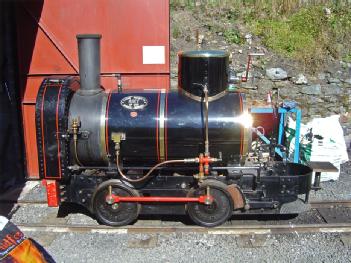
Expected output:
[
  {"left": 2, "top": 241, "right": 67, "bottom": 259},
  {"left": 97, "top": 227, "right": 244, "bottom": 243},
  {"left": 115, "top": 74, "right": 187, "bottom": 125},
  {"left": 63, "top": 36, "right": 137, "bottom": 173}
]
[{"left": 120, "top": 96, "right": 148, "bottom": 110}]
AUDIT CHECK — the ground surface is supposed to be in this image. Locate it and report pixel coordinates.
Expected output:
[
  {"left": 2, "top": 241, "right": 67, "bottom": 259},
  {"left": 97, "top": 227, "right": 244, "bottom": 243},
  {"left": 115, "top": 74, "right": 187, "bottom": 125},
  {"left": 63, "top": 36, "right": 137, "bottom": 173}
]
[
  {"left": 310, "top": 159, "right": 351, "bottom": 201},
  {"left": 27, "top": 231, "right": 351, "bottom": 263}
]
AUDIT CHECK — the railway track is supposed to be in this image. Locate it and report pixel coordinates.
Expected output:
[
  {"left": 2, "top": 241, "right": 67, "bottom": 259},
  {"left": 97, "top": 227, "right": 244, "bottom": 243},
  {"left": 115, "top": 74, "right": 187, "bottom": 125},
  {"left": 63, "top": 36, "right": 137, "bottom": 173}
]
[
  {"left": 310, "top": 200, "right": 351, "bottom": 208},
  {"left": 1, "top": 199, "right": 351, "bottom": 208},
  {"left": 15, "top": 223, "right": 351, "bottom": 235},
  {"left": 2, "top": 199, "right": 351, "bottom": 235}
]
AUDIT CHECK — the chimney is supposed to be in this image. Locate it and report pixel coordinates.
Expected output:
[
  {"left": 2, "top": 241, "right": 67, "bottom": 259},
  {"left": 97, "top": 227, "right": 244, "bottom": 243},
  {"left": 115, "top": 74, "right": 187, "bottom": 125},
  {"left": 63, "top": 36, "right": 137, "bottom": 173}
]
[{"left": 76, "top": 34, "right": 102, "bottom": 95}]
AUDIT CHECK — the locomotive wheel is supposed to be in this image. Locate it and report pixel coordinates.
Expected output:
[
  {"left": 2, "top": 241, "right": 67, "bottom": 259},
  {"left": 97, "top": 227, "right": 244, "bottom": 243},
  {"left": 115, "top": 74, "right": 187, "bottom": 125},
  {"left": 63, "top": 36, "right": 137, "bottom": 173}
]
[
  {"left": 187, "top": 180, "right": 233, "bottom": 227},
  {"left": 93, "top": 180, "right": 140, "bottom": 226}
]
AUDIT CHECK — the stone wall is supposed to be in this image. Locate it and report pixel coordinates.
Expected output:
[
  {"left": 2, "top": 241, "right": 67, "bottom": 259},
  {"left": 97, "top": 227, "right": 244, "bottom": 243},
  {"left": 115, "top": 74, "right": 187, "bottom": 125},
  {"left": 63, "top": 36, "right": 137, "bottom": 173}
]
[{"left": 241, "top": 66, "right": 351, "bottom": 148}]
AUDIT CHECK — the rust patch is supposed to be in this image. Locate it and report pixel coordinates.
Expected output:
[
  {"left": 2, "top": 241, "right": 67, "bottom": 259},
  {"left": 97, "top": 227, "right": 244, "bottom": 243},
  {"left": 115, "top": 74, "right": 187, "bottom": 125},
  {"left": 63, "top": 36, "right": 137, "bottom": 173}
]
[{"left": 226, "top": 184, "right": 244, "bottom": 209}]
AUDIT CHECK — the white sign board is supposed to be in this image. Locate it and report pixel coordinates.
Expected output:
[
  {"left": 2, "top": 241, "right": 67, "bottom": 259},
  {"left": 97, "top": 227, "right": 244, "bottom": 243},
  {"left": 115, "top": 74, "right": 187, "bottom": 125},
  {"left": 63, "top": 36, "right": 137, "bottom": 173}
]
[{"left": 142, "top": 46, "right": 165, "bottom": 65}]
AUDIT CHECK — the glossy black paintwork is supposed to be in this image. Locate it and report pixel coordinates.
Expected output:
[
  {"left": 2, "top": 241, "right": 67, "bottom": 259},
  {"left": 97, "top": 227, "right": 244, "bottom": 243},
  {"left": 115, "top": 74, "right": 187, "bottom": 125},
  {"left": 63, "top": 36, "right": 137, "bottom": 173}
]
[
  {"left": 107, "top": 92, "right": 159, "bottom": 163},
  {"left": 166, "top": 92, "right": 242, "bottom": 163},
  {"left": 107, "top": 91, "right": 243, "bottom": 165},
  {"left": 178, "top": 51, "right": 229, "bottom": 97},
  {"left": 35, "top": 77, "right": 75, "bottom": 180}
]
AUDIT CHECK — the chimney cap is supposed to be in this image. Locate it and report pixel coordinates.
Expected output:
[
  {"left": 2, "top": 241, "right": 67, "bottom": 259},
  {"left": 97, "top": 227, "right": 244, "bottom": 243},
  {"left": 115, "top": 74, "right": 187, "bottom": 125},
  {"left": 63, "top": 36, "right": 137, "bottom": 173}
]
[{"left": 76, "top": 34, "right": 102, "bottom": 39}]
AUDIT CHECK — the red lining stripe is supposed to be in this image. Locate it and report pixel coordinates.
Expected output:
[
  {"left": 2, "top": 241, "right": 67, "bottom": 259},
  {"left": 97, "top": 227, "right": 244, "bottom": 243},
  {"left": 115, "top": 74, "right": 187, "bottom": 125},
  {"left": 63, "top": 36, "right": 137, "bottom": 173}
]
[
  {"left": 40, "top": 85, "right": 48, "bottom": 178},
  {"left": 156, "top": 92, "right": 160, "bottom": 162},
  {"left": 165, "top": 92, "right": 168, "bottom": 160},
  {"left": 55, "top": 84, "right": 63, "bottom": 179},
  {"left": 105, "top": 92, "right": 112, "bottom": 155}
]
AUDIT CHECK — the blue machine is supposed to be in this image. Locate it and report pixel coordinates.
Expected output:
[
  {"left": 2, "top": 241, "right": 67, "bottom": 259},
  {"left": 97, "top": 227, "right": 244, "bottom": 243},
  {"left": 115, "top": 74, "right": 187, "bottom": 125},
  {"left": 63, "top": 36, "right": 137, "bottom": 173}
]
[{"left": 250, "top": 105, "right": 301, "bottom": 163}]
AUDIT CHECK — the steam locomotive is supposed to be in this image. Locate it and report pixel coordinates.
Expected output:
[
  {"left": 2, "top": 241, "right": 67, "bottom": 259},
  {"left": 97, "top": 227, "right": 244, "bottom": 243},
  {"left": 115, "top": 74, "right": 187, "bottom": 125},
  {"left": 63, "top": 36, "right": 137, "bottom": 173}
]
[{"left": 36, "top": 35, "right": 313, "bottom": 227}]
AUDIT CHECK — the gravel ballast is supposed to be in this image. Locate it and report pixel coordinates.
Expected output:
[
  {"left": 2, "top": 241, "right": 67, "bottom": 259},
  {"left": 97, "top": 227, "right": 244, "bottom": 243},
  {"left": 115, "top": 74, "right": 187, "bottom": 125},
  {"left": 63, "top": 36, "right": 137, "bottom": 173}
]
[{"left": 24, "top": 231, "right": 351, "bottom": 263}]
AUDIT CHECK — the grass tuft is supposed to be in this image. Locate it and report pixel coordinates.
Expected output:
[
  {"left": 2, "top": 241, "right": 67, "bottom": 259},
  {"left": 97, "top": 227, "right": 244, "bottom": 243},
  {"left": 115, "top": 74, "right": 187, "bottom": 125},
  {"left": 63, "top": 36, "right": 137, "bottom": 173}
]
[
  {"left": 223, "top": 28, "right": 243, "bottom": 45},
  {"left": 250, "top": 5, "right": 351, "bottom": 71}
]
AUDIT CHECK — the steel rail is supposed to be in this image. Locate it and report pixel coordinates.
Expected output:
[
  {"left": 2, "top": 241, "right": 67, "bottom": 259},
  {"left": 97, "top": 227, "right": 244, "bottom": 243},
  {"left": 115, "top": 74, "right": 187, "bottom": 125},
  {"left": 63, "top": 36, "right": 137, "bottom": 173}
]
[
  {"left": 15, "top": 223, "right": 351, "bottom": 235},
  {"left": 1, "top": 199, "right": 351, "bottom": 207},
  {"left": 310, "top": 200, "right": 351, "bottom": 208}
]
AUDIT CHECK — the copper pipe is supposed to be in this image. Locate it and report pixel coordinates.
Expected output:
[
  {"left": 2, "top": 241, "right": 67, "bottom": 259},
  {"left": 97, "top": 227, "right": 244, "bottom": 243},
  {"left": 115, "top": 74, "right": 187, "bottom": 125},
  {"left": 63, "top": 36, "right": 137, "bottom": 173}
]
[
  {"left": 203, "top": 85, "right": 209, "bottom": 156},
  {"left": 116, "top": 151, "right": 185, "bottom": 183},
  {"left": 73, "top": 139, "right": 84, "bottom": 166}
]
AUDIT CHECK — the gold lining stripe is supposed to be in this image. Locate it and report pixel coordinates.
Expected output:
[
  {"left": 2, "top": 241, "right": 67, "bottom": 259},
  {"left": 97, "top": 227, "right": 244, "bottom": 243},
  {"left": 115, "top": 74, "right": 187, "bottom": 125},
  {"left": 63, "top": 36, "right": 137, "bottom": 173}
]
[
  {"left": 100, "top": 93, "right": 109, "bottom": 163},
  {"left": 158, "top": 91, "right": 166, "bottom": 161},
  {"left": 179, "top": 88, "right": 227, "bottom": 102}
]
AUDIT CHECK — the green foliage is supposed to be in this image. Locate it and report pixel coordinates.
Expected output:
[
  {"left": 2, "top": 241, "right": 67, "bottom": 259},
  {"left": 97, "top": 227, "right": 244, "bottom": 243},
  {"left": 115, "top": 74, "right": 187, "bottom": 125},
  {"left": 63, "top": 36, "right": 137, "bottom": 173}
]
[
  {"left": 170, "top": 0, "right": 351, "bottom": 70},
  {"left": 223, "top": 28, "right": 243, "bottom": 44},
  {"left": 224, "top": 9, "right": 240, "bottom": 23},
  {"left": 170, "top": 0, "right": 197, "bottom": 10},
  {"left": 253, "top": 19, "right": 315, "bottom": 56},
  {"left": 344, "top": 53, "right": 351, "bottom": 63},
  {"left": 250, "top": 5, "right": 351, "bottom": 70},
  {"left": 172, "top": 25, "right": 181, "bottom": 39}
]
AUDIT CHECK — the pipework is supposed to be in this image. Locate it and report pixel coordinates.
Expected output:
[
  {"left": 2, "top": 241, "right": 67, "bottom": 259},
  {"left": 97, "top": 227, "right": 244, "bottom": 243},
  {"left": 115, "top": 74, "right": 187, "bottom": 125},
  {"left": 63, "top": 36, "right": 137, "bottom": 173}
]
[
  {"left": 203, "top": 85, "right": 209, "bottom": 156},
  {"left": 71, "top": 117, "right": 84, "bottom": 166},
  {"left": 112, "top": 133, "right": 188, "bottom": 183}
]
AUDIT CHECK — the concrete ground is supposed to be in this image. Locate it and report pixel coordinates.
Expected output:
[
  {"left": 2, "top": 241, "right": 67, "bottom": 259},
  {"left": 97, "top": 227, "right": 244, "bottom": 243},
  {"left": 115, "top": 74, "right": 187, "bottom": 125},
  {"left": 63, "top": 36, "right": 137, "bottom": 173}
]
[
  {"left": 310, "top": 159, "right": 351, "bottom": 201},
  {"left": 1, "top": 159, "right": 350, "bottom": 262}
]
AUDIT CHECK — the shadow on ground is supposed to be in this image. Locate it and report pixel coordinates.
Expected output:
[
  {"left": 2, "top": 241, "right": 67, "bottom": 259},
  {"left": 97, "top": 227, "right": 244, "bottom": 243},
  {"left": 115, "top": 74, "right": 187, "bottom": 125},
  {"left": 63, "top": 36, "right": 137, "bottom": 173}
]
[
  {"left": 56, "top": 202, "right": 298, "bottom": 226},
  {"left": 0, "top": 183, "right": 25, "bottom": 218}
]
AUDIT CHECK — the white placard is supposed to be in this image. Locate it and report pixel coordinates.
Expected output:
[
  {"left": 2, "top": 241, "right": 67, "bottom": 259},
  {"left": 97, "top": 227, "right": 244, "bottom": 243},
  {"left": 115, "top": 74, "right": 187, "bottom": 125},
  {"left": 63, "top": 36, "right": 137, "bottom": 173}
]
[{"left": 142, "top": 46, "right": 165, "bottom": 64}]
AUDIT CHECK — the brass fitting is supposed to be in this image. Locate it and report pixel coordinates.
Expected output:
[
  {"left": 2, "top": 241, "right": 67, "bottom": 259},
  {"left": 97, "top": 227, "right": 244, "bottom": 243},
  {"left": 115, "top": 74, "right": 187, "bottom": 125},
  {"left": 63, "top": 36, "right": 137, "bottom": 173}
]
[
  {"left": 71, "top": 117, "right": 81, "bottom": 140},
  {"left": 111, "top": 132, "right": 126, "bottom": 144},
  {"left": 71, "top": 117, "right": 83, "bottom": 166},
  {"left": 111, "top": 132, "right": 126, "bottom": 151}
]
